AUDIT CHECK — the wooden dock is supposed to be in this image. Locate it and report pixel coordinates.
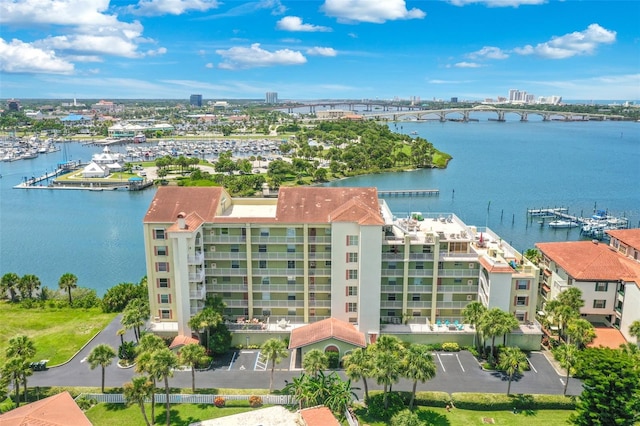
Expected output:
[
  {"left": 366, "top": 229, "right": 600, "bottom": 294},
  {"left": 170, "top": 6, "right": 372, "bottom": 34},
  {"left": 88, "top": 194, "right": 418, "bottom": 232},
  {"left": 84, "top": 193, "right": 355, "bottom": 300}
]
[{"left": 378, "top": 189, "right": 439, "bottom": 197}]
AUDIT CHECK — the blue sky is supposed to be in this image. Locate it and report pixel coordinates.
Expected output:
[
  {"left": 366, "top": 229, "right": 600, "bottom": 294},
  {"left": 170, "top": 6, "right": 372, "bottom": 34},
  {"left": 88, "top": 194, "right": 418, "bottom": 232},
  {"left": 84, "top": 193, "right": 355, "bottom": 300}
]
[{"left": 1, "top": 0, "right": 639, "bottom": 101}]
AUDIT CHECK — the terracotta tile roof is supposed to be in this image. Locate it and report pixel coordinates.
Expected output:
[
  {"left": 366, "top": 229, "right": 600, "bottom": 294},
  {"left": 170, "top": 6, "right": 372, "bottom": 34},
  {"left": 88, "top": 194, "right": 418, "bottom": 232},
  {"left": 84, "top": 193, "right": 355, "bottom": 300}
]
[
  {"left": 588, "top": 326, "right": 628, "bottom": 349},
  {"left": 167, "top": 212, "right": 206, "bottom": 233},
  {"left": 275, "top": 187, "right": 384, "bottom": 225},
  {"left": 0, "top": 391, "right": 92, "bottom": 426},
  {"left": 289, "top": 318, "right": 366, "bottom": 349},
  {"left": 536, "top": 241, "right": 640, "bottom": 281},
  {"left": 300, "top": 406, "right": 340, "bottom": 426},
  {"left": 144, "top": 187, "right": 223, "bottom": 223},
  {"left": 169, "top": 334, "right": 201, "bottom": 349},
  {"left": 607, "top": 229, "right": 640, "bottom": 251}
]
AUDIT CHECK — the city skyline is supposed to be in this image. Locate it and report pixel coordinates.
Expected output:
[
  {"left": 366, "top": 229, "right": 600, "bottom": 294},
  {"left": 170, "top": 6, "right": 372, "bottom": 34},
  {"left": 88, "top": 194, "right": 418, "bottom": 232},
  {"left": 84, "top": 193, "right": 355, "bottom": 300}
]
[{"left": 1, "top": 0, "right": 639, "bottom": 101}]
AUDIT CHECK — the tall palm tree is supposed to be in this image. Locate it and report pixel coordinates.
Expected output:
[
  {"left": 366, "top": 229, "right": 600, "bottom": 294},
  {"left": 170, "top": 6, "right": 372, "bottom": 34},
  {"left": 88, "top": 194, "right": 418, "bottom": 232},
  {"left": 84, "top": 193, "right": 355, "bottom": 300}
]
[
  {"left": 151, "top": 347, "right": 179, "bottom": 426},
  {"left": 342, "top": 348, "right": 372, "bottom": 402},
  {"left": 554, "top": 343, "right": 578, "bottom": 396},
  {"left": 566, "top": 318, "right": 596, "bottom": 349},
  {"left": 497, "top": 347, "right": 528, "bottom": 395},
  {"left": 18, "top": 274, "right": 41, "bottom": 299},
  {"left": 495, "top": 311, "right": 519, "bottom": 347},
  {"left": 6, "top": 335, "right": 36, "bottom": 360},
  {"left": 2, "top": 357, "right": 31, "bottom": 406},
  {"left": 261, "top": 338, "right": 289, "bottom": 392},
  {"left": 402, "top": 344, "right": 437, "bottom": 410},
  {"left": 302, "top": 349, "right": 328, "bottom": 378},
  {"left": 1, "top": 272, "right": 20, "bottom": 302},
  {"left": 373, "top": 350, "right": 402, "bottom": 409},
  {"left": 135, "top": 333, "right": 166, "bottom": 420},
  {"left": 122, "top": 299, "right": 149, "bottom": 343},
  {"left": 87, "top": 344, "right": 116, "bottom": 393},
  {"left": 123, "top": 376, "right": 154, "bottom": 426},
  {"left": 479, "top": 308, "right": 505, "bottom": 362},
  {"left": 57, "top": 272, "right": 78, "bottom": 305},
  {"left": 188, "top": 307, "right": 222, "bottom": 350},
  {"left": 462, "top": 301, "right": 487, "bottom": 349},
  {"left": 629, "top": 320, "right": 640, "bottom": 345},
  {"left": 179, "top": 343, "right": 208, "bottom": 392}
]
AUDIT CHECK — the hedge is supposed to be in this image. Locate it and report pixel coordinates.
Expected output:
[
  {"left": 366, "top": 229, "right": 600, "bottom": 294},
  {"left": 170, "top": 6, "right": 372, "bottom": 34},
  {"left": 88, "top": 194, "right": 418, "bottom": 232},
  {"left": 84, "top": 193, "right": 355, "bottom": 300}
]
[
  {"left": 451, "top": 393, "right": 576, "bottom": 411},
  {"left": 367, "top": 390, "right": 452, "bottom": 409}
]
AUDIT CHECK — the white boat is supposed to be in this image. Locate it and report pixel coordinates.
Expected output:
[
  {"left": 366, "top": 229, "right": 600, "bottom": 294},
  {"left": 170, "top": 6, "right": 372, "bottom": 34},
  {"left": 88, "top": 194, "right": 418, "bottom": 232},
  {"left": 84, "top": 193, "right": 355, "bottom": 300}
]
[{"left": 548, "top": 220, "right": 579, "bottom": 228}]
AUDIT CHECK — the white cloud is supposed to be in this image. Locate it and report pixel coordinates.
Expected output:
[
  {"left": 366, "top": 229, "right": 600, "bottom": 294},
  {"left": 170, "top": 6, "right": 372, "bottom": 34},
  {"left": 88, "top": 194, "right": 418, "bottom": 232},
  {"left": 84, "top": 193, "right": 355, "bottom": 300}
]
[
  {"left": 36, "top": 34, "right": 143, "bottom": 59},
  {"left": 0, "top": 38, "right": 74, "bottom": 74},
  {"left": 321, "top": 0, "right": 425, "bottom": 23},
  {"left": 205, "top": 62, "right": 214, "bottom": 68},
  {"left": 306, "top": 46, "right": 337, "bottom": 56},
  {"left": 276, "top": 16, "right": 332, "bottom": 32},
  {"left": 216, "top": 43, "right": 306, "bottom": 69},
  {"left": 454, "top": 62, "right": 482, "bottom": 68},
  {"left": 448, "top": 0, "right": 545, "bottom": 7},
  {"left": 147, "top": 47, "right": 168, "bottom": 56},
  {"left": 526, "top": 73, "right": 640, "bottom": 100},
  {"left": 468, "top": 46, "right": 508, "bottom": 60},
  {"left": 514, "top": 24, "right": 616, "bottom": 59},
  {"left": 129, "top": 0, "right": 220, "bottom": 16}
]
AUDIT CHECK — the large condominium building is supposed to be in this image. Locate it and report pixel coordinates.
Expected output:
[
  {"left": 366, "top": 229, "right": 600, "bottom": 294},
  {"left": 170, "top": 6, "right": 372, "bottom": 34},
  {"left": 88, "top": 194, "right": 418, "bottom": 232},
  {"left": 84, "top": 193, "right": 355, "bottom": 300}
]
[
  {"left": 536, "top": 229, "right": 640, "bottom": 343},
  {"left": 265, "top": 92, "right": 278, "bottom": 104},
  {"left": 143, "top": 186, "right": 539, "bottom": 340}
]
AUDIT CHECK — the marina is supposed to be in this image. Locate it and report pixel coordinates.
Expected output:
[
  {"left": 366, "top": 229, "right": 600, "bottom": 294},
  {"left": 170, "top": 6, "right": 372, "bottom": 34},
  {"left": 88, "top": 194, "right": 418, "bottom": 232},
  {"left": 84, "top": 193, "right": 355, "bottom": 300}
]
[{"left": 527, "top": 207, "right": 630, "bottom": 239}]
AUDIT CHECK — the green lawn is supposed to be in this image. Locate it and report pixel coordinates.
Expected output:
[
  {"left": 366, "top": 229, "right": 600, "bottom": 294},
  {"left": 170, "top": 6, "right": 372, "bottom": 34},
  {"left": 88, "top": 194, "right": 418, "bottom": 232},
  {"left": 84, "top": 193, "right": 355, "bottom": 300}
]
[
  {"left": 356, "top": 406, "right": 574, "bottom": 426},
  {"left": 0, "top": 302, "right": 117, "bottom": 365},
  {"left": 86, "top": 403, "right": 264, "bottom": 426}
]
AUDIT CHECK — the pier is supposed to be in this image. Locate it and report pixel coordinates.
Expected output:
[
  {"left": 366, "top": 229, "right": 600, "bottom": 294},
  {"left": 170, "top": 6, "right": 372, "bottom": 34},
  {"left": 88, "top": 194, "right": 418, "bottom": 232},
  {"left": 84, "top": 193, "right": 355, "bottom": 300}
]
[
  {"left": 378, "top": 189, "right": 439, "bottom": 197},
  {"left": 527, "top": 207, "right": 630, "bottom": 239}
]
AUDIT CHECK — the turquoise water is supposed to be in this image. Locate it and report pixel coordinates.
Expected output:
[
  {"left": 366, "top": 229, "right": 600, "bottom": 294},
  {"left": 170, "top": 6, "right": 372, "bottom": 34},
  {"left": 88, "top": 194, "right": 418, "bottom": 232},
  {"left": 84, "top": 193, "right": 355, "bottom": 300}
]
[{"left": 1, "top": 119, "right": 638, "bottom": 295}]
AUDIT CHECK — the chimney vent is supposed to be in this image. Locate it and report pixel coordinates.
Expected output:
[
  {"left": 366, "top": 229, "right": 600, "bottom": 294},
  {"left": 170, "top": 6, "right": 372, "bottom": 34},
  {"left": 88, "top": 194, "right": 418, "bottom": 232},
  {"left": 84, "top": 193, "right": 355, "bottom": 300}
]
[{"left": 177, "top": 212, "right": 187, "bottom": 229}]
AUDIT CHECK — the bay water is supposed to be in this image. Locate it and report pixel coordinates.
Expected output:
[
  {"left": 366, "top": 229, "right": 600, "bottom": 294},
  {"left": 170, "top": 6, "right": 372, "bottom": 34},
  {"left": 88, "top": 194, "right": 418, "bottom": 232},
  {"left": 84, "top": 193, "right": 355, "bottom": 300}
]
[{"left": 1, "top": 118, "right": 638, "bottom": 295}]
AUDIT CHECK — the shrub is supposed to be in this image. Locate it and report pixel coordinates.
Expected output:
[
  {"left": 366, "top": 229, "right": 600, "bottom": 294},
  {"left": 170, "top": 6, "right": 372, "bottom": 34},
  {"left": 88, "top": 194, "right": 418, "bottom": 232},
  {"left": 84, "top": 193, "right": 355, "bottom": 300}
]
[
  {"left": 366, "top": 391, "right": 405, "bottom": 420},
  {"left": 425, "top": 343, "right": 443, "bottom": 351},
  {"left": 450, "top": 393, "right": 576, "bottom": 411},
  {"left": 249, "top": 395, "right": 263, "bottom": 408},
  {"left": 75, "top": 396, "right": 97, "bottom": 411},
  {"left": 214, "top": 396, "right": 225, "bottom": 407},
  {"left": 442, "top": 342, "right": 460, "bottom": 352},
  {"left": 0, "top": 397, "right": 16, "bottom": 414},
  {"left": 413, "top": 391, "right": 452, "bottom": 408},
  {"left": 118, "top": 341, "right": 136, "bottom": 361},
  {"left": 327, "top": 351, "right": 340, "bottom": 369}
]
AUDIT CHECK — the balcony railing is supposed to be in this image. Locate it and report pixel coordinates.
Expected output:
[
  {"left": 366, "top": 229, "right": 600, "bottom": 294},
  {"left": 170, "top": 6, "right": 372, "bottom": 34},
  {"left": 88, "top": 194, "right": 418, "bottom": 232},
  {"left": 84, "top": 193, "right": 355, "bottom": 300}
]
[
  {"left": 254, "top": 284, "right": 304, "bottom": 292},
  {"left": 252, "top": 252, "right": 305, "bottom": 260},
  {"left": 307, "top": 236, "right": 331, "bottom": 244},
  {"left": 203, "top": 235, "right": 245, "bottom": 243},
  {"left": 206, "top": 283, "right": 247, "bottom": 292},
  {"left": 437, "top": 285, "right": 479, "bottom": 293},
  {"left": 205, "top": 268, "right": 247, "bottom": 276},
  {"left": 308, "top": 300, "right": 331, "bottom": 308},
  {"left": 188, "top": 252, "right": 204, "bottom": 265},
  {"left": 407, "top": 269, "right": 435, "bottom": 277},
  {"left": 251, "top": 236, "right": 304, "bottom": 244},
  {"left": 308, "top": 252, "right": 331, "bottom": 260},
  {"left": 204, "top": 252, "right": 246, "bottom": 260},
  {"left": 308, "top": 268, "right": 331, "bottom": 276},
  {"left": 407, "top": 285, "right": 434, "bottom": 293},
  {"left": 189, "top": 270, "right": 204, "bottom": 282},
  {"left": 225, "top": 299, "right": 249, "bottom": 307},
  {"left": 251, "top": 268, "right": 305, "bottom": 276},
  {"left": 437, "top": 269, "right": 478, "bottom": 278},
  {"left": 308, "top": 284, "right": 331, "bottom": 292},
  {"left": 189, "top": 287, "right": 206, "bottom": 300},
  {"left": 253, "top": 300, "right": 304, "bottom": 308}
]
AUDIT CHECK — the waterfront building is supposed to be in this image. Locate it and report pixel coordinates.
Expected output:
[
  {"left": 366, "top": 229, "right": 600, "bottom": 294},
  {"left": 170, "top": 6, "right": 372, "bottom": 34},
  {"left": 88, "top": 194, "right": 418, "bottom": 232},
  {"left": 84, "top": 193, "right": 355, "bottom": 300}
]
[
  {"left": 143, "top": 186, "right": 540, "bottom": 346},
  {"left": 265, "top": 92, "right": 278, "bottom": 104},
  {"left": 190, "top": 94, "right": 203, "bottom": 107},
  {"left": 536, "top": 229, "right": 640, "bottom": 343}
]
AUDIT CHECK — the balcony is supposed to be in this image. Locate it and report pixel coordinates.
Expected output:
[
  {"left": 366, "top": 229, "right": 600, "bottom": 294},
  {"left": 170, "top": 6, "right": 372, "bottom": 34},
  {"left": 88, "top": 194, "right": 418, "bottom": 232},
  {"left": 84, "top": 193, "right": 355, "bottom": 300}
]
[
  {"left": 381, "top": 253, "right": 405, "bottom": 261},
  {"left": 380, "top": 301, "right": 404, "bottom": 308},
  {"left": 381, "top": 269, "right": 405, "bottom": 277},
  {"left": 225, "top": 299, "right": 249, "bottom": 308},
  {"left": 254, "top": 284, "right": 304, "bottom": 292},
  {"left": 407, "top": 285, "right": 434, "bottom": 293},
  {"left": 307, "top": 236, "right": 331, "bottom": 244},
  {"left": 308, "top": 252, "right": 331, "bottom": 260},
  {"left": 436, "top": 301, "right": 470, "bottom": 309},
  {"left": 252, "top": 252, "right": 305, "bottom": 260},
  {"left": 252, "top": 236, "right": 304, "bottom": 244},
  {"left": 204, "top": 252, "right": 246, "bottom": 260},
  {"left": 252, "top": 268, "right": 305, "bottom": 276},
  {"left": 205, "top": 268, "right": 247, "bottom": 276},
  {"left": 206, "top": 283, "right": 247, "bottom": 292},
  {"left": 437, "top": 269, "right": 478, "bottom": 278},
  {"left": 189, "top": 270, "right": 204, "bottom": 282},
  {"left": 189, "top": 287, "right": 206, "bottom": 300},
  {"left": 409, "top": 253, "right": 435, "bottom": 261},
  {"left": 308, "top": 300, "right": 331, "bottom": 308},
  {"left": 308, "top": 284, "right": 331, "bottom": 292},
  {"left": 203, "top": 235, "right": 245, "bottom": 244},
  {"left": 253, "top": 300, "right": 305, "bottom": 308},
  {"left": 407, "top": 301, "right": 435, "bottom": 308},
  {"left": 188, "top": 252, "right": 204, "bottom": 265},
  {"left": 308, "top": 268, "right": 331, "bottom": 276},
  {"left": 437, "top": 285, "right": 479, "bottom": 293}
]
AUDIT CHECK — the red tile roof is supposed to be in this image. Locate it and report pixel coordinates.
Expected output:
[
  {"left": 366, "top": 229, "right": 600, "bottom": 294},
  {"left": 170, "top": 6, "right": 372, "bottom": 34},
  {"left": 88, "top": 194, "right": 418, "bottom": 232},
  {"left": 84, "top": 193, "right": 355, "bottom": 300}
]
[
  {"left": 144, "top": 186, "right": 223, "bottom": 223},
  {"left": 289, "top": 318, "right": 366, "bottom": 349},
  {"left": 607, "top": 229, "right": 640, "bottom": 251},
  {"left": 0, "top": 391, "right": 92, "bottom": 426},
  {"left": 300, "top": 406, "right": 340, "bottom": 426},
  {"left": 169, "top": 335, "right": 201, "bottom": 349},
  {"left": 588, "top": 326, "right": 628, "bottom": 349},
  {"left": 536, "top": 241, "right": 640, "bottom": 282}
]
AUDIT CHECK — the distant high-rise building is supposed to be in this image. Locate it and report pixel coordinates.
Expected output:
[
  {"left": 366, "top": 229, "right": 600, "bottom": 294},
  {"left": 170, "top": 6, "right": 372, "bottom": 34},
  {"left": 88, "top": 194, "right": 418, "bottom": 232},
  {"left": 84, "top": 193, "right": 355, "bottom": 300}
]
[
  {"left": 6, "top": 99, "right": 21, "bottom": 111},
  {"left": 190, "top": 94, "right": 203, "bottom": 107},
  {"left": 450, "top": 97, "right": 458, "bottom": 103},
  {"left": 265, "top": 92, "right": 278, "bottom": 104}
]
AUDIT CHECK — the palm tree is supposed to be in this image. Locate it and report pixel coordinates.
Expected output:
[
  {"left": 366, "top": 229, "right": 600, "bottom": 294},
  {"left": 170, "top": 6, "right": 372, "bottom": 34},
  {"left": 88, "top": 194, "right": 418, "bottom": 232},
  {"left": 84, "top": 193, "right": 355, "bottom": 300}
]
[
  {"left": 302, "top": 349, "right": 328, "bottom": 378},
  {"left": 373, "top": 349, "right": 402, "bottom": 409},
  {"left": 554, "top": 343, "right": 578, "bottom": 396},
  {"left": 324, "top": 374, "right": 358, "bottom": 414},
  {"left": 497, "top": 347, "right": 528, "bottom": 395},
  {"left": 2, "top": 357, "right": 31, "bottom": 406},
  {"left": 629, "top": 320, "right": 640, "bottom": 345},
  {"left": 524, "top": 248, "right": 542, "bottom": 264},
  {"left": 557, "top": 287, "right": 584, "bottom": 313},
  {"left": 122, "top": 299, "right": 149, "bottom": 343},
  {"left": 1, "top": 272, "right": 20, "bottom": 302},
  {"left": 283, "top": 374, "right": 311, "bottom": 410},
  {"left": 179, "top": 343, "right": 208, "bottom": 392},
  {"left": 462, "top": 301, "right": 486, "bottom": 349},
  {"left": 402, "top": 344, "right": 437, "bottom": 410},
  {"left": 495, "top": 311, "right": 519, "bottom": 347},
  {"left": 150, "top": 347, "right": 179, "bottom": 426},
  {"left": 566, "top": 318, "right": 596, "bottom": 349},
  {"left": 57, "top": 272, "right": 78, "bottom": 305},
  {"left": 261, "top": 338, "right": 289, "bottom": 392},
  {"left": 135, "top": 333, "right": 167, "bottom": 421},
  {"left": 188, "top": 307, "right": 222, "bottom": 350},
  {"left": 18, "top": 274, "right": 41, "bottom": 299},
  {"left": 6, "top": 335, "right": 36, "bottom": 360},
  {"left": 123, "top": 376, "right": 154, "bottom": 426},
  {"left": 479, "top": 308, "right": 505, "bottom": 362},
  {"left": 342, "top": 348, "right": 373, "bottom": 402},
  {"left": 87, "top": 344, "right": 116, "bottom": 393}
]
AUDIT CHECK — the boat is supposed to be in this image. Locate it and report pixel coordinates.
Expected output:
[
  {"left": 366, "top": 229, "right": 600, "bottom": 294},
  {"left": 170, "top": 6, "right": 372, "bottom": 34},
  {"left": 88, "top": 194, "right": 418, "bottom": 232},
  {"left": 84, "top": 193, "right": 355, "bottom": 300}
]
[{"left": 548, "top": 220, "right": 579, "bottom": 228}]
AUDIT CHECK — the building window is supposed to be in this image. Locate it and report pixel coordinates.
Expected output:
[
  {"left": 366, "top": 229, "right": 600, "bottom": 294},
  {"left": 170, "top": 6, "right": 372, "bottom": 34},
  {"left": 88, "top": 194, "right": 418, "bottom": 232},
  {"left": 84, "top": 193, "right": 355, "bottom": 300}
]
[
  {"left": 347, "top": 252, "right": 358, "bottom": 263},
  {"left": 288, "top": 309, "right": 296, "bottom": 316},
  {"left": 413, "top": 278, "right": 422, "bottom": 285},
  {"left": 422, "top": 245, "right": 432, "bottom": 253},
  {"left": 159, "top": 294, "right": 170, "bottom": 304},
  {"left": 287, "top": 244, "right": 295, "bottom": 253},
  {"left": 515, "top": 312, "right": 527, "bottom": 321},
  {"left": 156, "top": 262, "right": 169, "bottom": 272},
  {"left": 310, "top": 292, "right": 316, "bottom": 301},
  {"left": 454, "top": 262, "right": 462, "bottom": 267},
  {"left": 387, "top": 311, "right": 396, "bottom": 317},
  {"left": 516, "top": 280, "right": 530, "bottom": 290},
  {"left": 388, "top": 294, "right": 396, "bottom": 301},
  {"left": 388, "top": 262, "right": 397, "bottom": 270},
  {"left": 347, "top": 235, "right": 358, "bottom": 246},
  {"left": 515, "top": 296, "right": 528, "bottom": 306},
  {"left": 263, "top": 291, "right": 270, "bottom": 300},
  {"left": 155, "top": 246, "right": 168, "bottom": 256},
  {"left": 259, "top": 260, "right": 267, "bottom": 269},
  {"left": 160, "top": 309, "right": 171, "bottom": 319},
  {"left": 220, "top": 228, "right": 229, "bottom": 235},
  {"left": 157, "top": 278, "right": 169, "bottom": 288},
  {"left": 388, "top": 279, "right": 397, "bottom": 286},
  {"left": 262, "top": 310, "right": 271, "bottom": 316},
  {"left": 288, "top": 294, "right": 296, "bottom": 301},
  {"left": 325, "top": 260, "right": 332, "bottom": 267},
  {"left": 346, "top": 303, "right": 357, "bottom": 313},
  {"left": 346, "top": 269, "right": 358, "bottom": 280},
  {"left": 288, "top": 260, "right": 295, "bottom": 269},
  {"left": 412, "top": 294, "right": 420, "bottom": 301},
  {"left": 454, "top": 278, "right": 462, "bottom": 284},
  {"left": 595, "top": 282, "right": 608, "bottom": 292},
  {"left": 262, "top": 276, "right": 270, "bottom": 285},
  {"left": 416, "top": 263, "right": 424, "bottom": 270},
  {"left": 231, "top": 260, "right": 239, "bottom": 269},
  {"left": 347, "top": 286, "right": 357, "bottom": 296},
  {"left": 230, "top": 244, "right": 239, "bottom": 253},
  {"left": 593, "top": 299, "right": 606, "bottom": 309},
  {"left": 258, "top": 245, "right": 267, "bottom": 253},
  {"left": 153, "top": 229, "right": 166, "bottom": 240},
  {"left": 287, "top": 228, "right": 296, "bottom": 238},
  {"left": 288, "top": 276, "right": 296, "bottom": 285},
  {"left": 222, "top": 276, "right": 231, "bottom": 282},
  {"left": 260, "top": 228, "right": 269, "bottom": 237}
]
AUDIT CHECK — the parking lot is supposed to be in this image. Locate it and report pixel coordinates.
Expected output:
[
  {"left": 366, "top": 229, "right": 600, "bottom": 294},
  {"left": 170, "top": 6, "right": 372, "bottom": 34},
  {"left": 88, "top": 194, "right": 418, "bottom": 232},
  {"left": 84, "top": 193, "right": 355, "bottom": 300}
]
[{"left": 227, "top": 350, "right": 291, "bottom": 372}]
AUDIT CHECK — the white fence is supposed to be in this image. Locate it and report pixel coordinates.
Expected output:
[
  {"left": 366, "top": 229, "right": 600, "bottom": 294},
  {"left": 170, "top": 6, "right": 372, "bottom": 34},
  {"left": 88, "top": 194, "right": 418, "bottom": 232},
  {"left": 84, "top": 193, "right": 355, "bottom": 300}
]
[{"left": 76, "top": 393, "right": 292, "bottom": 405}]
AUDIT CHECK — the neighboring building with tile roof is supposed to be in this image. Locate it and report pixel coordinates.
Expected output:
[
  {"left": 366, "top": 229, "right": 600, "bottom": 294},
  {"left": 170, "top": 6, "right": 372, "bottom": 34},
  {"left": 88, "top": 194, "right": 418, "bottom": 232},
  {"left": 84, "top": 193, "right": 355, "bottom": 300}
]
[
  {"left": 536, "top": 238, "right": 640, "bottom": 342},
  {"left": 299, "top": 406, "right": 341, "bottom": 426},
  {"left": 0, "top": 391, "right": 92, "bottom": 425},
  {"left": 143, "top": 186, "right": 540, "bottom": 349},
  {"left": 607, "top": 228, "right": 640, "bottom": 263}
]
